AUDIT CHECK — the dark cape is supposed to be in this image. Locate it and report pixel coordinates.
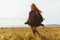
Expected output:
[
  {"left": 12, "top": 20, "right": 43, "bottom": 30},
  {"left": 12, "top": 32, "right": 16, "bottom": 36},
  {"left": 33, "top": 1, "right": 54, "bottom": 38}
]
[{"left": 25, "top": 10, "right": 44, "bottom": 27}]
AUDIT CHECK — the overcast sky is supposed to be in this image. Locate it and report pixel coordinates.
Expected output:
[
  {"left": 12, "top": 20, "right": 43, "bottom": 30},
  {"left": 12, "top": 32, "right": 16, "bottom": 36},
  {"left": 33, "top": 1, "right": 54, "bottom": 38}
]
[{"left": 0, "top": 0, "right": 60, "bottom": 27}]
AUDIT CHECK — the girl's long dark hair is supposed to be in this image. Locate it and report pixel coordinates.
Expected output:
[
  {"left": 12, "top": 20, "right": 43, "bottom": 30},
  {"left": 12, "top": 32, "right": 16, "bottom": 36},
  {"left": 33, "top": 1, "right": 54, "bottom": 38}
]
[{"left": 31, "top": 3, "right": 42, "bottom": 13}]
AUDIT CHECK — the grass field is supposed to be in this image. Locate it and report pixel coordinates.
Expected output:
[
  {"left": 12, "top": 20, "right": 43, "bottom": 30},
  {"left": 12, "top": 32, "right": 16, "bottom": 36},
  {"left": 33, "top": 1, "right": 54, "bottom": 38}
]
[{"left": 0, "top": 26, "right": 60, "bottom": 40}]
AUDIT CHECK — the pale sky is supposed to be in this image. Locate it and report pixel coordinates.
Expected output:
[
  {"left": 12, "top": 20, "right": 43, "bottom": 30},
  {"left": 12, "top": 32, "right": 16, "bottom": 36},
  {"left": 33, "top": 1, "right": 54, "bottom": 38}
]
[{"left": 0, "top": 0, "right": 60, "bottom": 27}]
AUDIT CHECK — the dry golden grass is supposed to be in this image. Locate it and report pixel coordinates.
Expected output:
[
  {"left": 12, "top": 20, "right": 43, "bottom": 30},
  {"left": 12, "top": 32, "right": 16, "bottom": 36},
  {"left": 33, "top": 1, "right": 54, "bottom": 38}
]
[{"left": 0, "top": 26, "right": 60, "bottom": 40}]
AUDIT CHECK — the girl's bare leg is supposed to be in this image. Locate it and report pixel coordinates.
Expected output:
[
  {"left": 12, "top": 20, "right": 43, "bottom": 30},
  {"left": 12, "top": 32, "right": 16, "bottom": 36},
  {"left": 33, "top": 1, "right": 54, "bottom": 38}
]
[
  {"left": 31, "top": 27, "right": 36, "bottom": 35},
  {"left": 31, "top": 27, "right": 40, "bottom": 37},
  {"left": 35, "top": 29, "right": 40, "bottom": 37}
]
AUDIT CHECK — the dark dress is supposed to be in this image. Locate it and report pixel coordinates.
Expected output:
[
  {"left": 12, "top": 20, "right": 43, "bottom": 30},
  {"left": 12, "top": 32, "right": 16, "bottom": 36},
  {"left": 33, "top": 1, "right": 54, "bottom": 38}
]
[{"left": 25, "top": 10, "right": 44, "bottom": 27}]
